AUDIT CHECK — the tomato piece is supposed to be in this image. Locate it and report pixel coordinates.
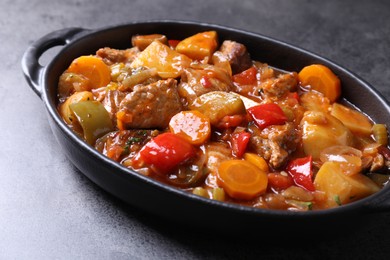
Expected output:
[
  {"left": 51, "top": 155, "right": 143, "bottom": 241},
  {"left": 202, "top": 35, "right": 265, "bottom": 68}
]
[
  {"left": 232, "top": 66, "right": 257, "bottom": 85},
  {"left": 286, "top": 156, "right": 315, "bottom": 191},
  {"left": 137, "top": 133, "right": 196, "bottom": 174},
  {"left": 231, "top": 132, "right": 251, "bottom": 158},
  {"left": 247, "top": 103, "right": 287, "bottom": 129},
  {"left": 267, "top": 173, "right": 294, "bottom": 191}
]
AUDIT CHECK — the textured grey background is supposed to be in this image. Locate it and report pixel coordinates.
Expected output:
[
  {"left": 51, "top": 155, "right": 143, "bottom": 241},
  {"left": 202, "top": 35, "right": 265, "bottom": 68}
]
[{"left": 2, "top": 0, "right": 390, "bottom": 259}]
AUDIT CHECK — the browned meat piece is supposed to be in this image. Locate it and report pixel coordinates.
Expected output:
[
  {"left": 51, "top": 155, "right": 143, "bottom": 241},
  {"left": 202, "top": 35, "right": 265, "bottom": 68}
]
[
  {"left": 259, "top": 72, "right": 298, "bottom": 98},
  {"left": 91, "top": 87, "right": 126, "bottom": 124},
  {"left": 91, "top": 87, "right": 107, "bottom": 102},
  {"left": 249, "top": 122, "right": 300, "bottom": 169},
  {"left": 118, "top": 78, "right": 182, "bottom": 129},
  {"left": 96, "top": 47, "right": 140, "bottom": 65},
  {"left": 131, "top": 34, "right": 168, "bottom": 51},
  {"left": 219, "top": 40, "right": 252, "bottom": 74},
  {"left": 178, "top": 66, "right": 233, "bottom": 106},
  {"left": 102, "top": 90, "right": 126, "bottom": 123}
]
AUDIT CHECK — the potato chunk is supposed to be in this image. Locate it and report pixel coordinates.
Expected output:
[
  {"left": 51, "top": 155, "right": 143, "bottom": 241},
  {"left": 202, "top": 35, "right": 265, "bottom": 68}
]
[
  {"left": 330, "top": 103, "right": 373, "bottom": 136},
  {"left": 314, "top": 162, "right": 380, "bottom": 207},
  {"left": 176, "top": 31, "right": 218, "bottom": 60},
  {"left": 130, "top": 41, "right": 191, "bottom": 78},
  {"left": 300, "top": 111, "right": 354, "bottom": 159},
  {"left": 190, "top": 91, "right": 246, "bottom": 126}
]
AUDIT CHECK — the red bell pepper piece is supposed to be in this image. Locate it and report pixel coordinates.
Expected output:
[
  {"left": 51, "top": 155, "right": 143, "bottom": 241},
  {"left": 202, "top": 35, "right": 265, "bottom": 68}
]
[
  {"left": 267, "top": 173, "right": 294, "bottom": 191},
  {"left": 136, "top": 133, "right": 196, "bottom": 174},
  {"left": 286, "top": 156, "right": 315, "bottom": 191},
  {"left": 232, "top": 66, "right": 258, "bottom": 85},
  {"left": 247, "top": 103, "right": 287, "bottom": 129},
  {"left": 231, "top": 131, "right": 251, "bottom": 158}
]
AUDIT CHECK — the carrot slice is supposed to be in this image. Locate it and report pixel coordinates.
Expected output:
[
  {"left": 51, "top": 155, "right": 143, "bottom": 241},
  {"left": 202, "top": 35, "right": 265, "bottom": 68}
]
[
  {"left": 298, "top": 64, "right": 341, "bottom": 103},
  {"left": 217, "top": 160, "right": 268, "bottom": 200},
  {"left": 243, "top": 153, "right": 269, "bottom": 173},
  {"left": 67, "top": 56, "right": 111, "bottom": 89},
  {"left": 169, "top": 110, "right": 211, "bottom": 145}
]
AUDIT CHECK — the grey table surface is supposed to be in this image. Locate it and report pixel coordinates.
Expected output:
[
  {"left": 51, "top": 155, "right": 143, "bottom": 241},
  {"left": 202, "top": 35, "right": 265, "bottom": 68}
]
[{"left": 2, "top": 0, "right": 390, "bottom": 259}]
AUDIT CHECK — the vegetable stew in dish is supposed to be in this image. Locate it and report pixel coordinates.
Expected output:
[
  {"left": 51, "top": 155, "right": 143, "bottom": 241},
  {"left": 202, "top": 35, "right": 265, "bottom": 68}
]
[{"left": 57, "top": 31, "right": 390, "bottom": 211}]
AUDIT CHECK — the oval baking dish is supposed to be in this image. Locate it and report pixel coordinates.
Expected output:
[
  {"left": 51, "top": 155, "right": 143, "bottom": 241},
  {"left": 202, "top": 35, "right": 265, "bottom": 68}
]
[{"left": 22, "top": 21, "right": 390, "bottom": 235}]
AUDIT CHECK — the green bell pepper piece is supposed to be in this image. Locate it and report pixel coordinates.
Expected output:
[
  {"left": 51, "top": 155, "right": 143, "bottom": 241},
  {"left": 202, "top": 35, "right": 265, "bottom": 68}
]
[{"left": 70, "top": 101, "right": 114, "bottom": 145}]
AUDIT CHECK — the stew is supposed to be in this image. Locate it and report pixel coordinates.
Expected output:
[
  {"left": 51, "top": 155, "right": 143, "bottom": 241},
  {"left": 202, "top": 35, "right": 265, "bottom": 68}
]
[{"left": 57, "top": 31, "right": 390, "bottom": 211}]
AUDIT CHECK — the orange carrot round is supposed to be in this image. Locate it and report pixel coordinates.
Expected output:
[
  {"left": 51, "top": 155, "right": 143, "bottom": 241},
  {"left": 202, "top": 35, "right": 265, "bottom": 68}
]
[
  {"left": 243, "top": 153, "right": 269, "bottom": 173},
  {"left": 298, "top": 64, "right": 341, "bottom": 103},
  {"left": 169, "top": 110, "right": 211, "bottom": 145},
  {"left": 217, "top": 160, "right": 268, "bottom": 200},
  {"left": 67, "top": 56, "right": 111, "bottom": 89}
]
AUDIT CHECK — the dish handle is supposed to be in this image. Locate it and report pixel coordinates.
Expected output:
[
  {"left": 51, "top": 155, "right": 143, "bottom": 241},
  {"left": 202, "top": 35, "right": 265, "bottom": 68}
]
[{"left": 21, "top": 27, "right": 88, "bottom": 99}]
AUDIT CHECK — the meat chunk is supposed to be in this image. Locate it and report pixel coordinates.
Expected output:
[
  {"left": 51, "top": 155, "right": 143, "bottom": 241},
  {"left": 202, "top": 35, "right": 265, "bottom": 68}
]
[
  {"left": 131, "top": 34, "right": 168, "bottom": 51},
  {"left": 178, "top": 66, "right": 233, "bottom": 106},
  {"left": 118, "top": 78, "right": 182, "bottom": 129},
  {"left": 91, "top": 87, "right": 127, "bottom": 124},
  {"left": 96, "top": 47, "right": 140, "bottom": 65},
  {"left": 219, "top": 40, "right": 252, "bottom": 74},
  {"left": 102, "top": 90, "right": 126, "bottom": 123},
  {"left": 259, "top": 72, "right": 299, "bottom": 98},
  {"left": 249, "top": 122, "right": 300, "bottom": 169}
]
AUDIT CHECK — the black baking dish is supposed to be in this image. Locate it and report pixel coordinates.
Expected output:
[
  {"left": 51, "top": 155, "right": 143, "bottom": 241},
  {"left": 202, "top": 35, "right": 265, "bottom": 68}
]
[{"left": 22, "top": 20, "right": 390, "bottom": 235}]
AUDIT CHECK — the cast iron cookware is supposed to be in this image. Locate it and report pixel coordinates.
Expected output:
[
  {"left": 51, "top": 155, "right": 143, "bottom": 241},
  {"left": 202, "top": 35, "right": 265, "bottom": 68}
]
[{"left": 22, "top": 21, "right": 390, "bottom": 235}]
